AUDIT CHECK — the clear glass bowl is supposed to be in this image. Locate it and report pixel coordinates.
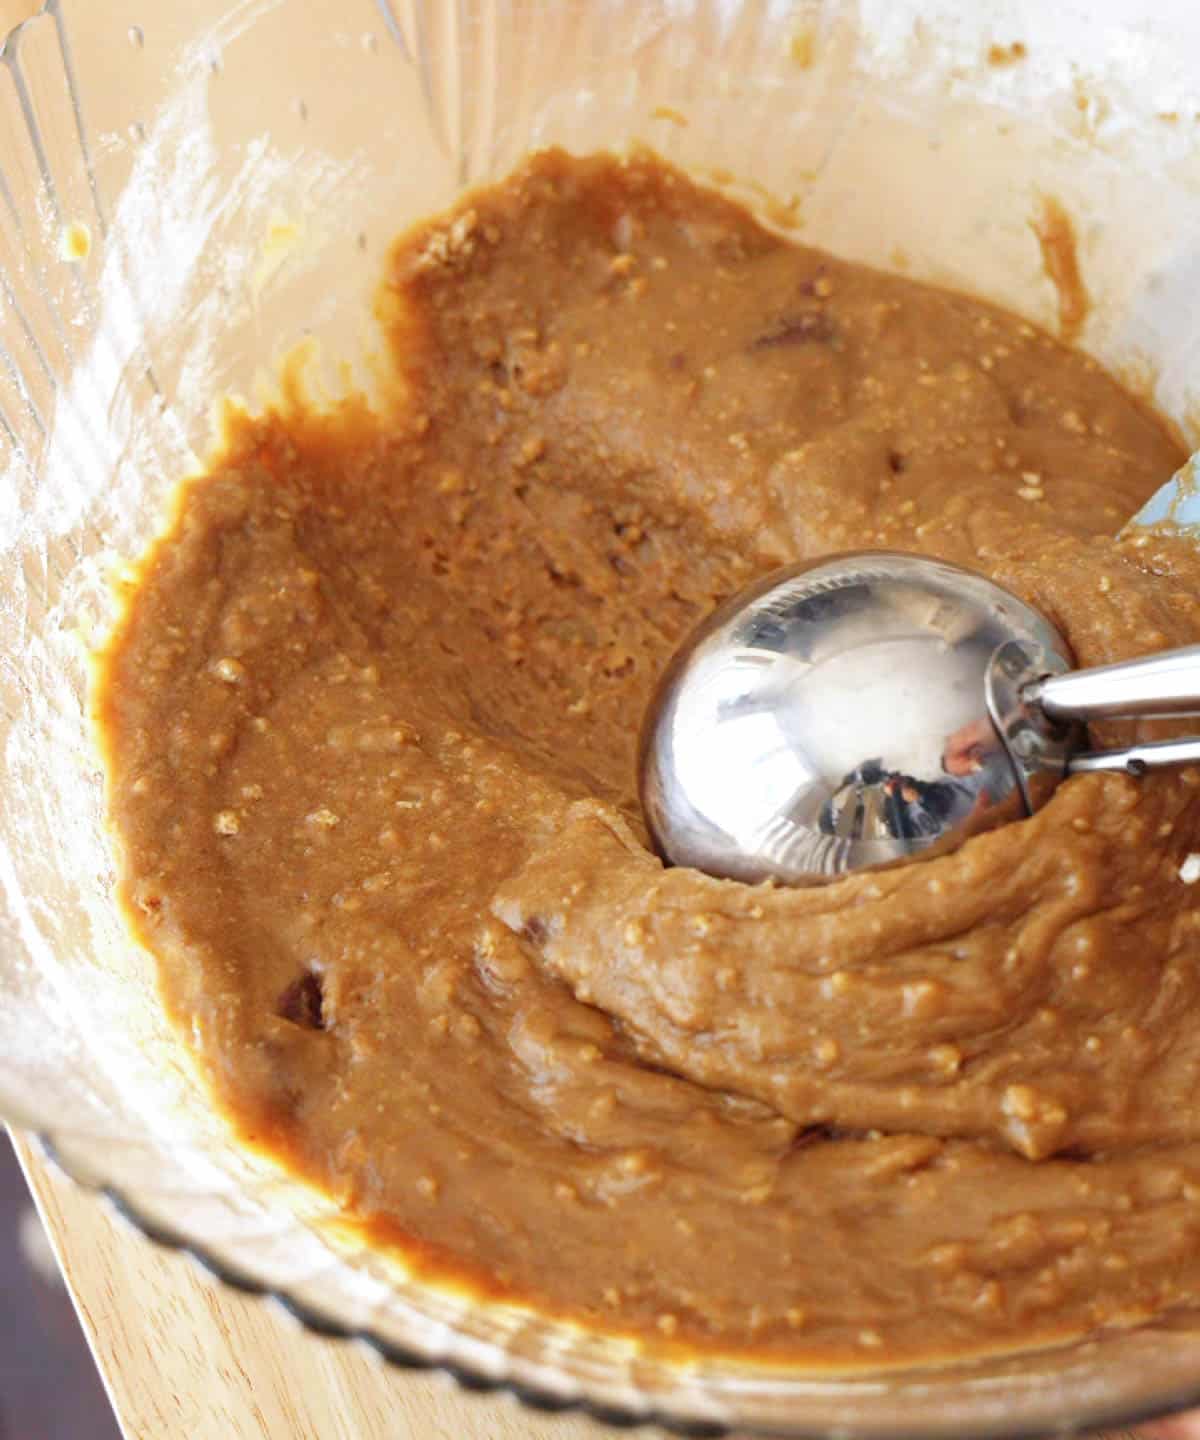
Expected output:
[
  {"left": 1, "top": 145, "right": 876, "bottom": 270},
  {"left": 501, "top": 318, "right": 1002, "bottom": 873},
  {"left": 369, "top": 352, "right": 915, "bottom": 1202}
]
[{"left": 3, "top": 1, "right": 1200, "bottom": 1434}]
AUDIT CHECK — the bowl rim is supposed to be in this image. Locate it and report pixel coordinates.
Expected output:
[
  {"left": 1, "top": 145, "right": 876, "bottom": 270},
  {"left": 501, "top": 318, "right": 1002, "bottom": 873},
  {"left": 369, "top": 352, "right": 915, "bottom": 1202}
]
[{"left": 26, "top": 1123, "right": 1200, "bottom": 1440}]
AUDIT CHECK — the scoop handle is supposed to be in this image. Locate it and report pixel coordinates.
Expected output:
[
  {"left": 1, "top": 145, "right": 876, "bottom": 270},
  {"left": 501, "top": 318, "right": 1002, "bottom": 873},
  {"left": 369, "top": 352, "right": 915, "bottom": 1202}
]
[{"left": 1027, "top": 644, "right": 1200, "bottom": 722}]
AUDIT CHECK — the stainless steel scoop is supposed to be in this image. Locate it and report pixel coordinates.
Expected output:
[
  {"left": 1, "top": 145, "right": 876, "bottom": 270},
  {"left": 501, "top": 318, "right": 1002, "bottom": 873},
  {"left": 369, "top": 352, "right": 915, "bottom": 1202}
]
[{"left": 638, "top": 549, "right": 1200, "bottom": 885}]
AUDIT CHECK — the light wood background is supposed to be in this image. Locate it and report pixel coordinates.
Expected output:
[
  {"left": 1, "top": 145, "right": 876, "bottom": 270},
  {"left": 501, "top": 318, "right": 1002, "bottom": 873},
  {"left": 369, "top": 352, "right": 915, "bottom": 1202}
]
[
  {"left": 0, "top": 2, "right": 1155, "bottom": 1436},
  {"left": 10, "top": 1132, "right": 625, "bottom": 1440}
]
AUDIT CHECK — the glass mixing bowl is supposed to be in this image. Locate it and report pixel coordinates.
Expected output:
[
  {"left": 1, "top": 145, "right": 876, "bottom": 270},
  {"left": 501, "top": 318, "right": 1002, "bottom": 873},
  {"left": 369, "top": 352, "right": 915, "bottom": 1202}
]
[{"left": 3, "top": 1, "right": 1200, "bottom": 1433}]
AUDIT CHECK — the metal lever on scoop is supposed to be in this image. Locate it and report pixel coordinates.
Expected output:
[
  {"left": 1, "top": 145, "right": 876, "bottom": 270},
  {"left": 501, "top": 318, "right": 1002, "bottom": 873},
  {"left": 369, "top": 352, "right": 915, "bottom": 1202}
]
[
  {"left": 1069, "top": 736, "right": 1200, "bottom": 774},
  {"left": 1018, "top": 645, "right": 1200, "bottom": 776}
]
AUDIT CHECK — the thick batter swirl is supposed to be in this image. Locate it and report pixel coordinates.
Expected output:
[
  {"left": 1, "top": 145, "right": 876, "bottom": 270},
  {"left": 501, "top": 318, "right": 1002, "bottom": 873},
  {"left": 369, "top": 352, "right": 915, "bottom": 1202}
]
[{"left": 96, "top": 151, "right": 1200, "bottom": 1366}]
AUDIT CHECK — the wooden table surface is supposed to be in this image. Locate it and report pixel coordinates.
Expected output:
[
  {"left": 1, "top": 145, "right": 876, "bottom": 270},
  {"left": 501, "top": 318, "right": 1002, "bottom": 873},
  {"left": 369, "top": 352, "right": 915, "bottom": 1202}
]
[
  {"left": 11, "top": 1129, "right": 623, "bottom": 1440},
  {"left": 0, "top": 3, "right": 1162, "bottom": 1437},
  {"left": 6, "top": 1135, "right": 1148, "bottom": 1440}
]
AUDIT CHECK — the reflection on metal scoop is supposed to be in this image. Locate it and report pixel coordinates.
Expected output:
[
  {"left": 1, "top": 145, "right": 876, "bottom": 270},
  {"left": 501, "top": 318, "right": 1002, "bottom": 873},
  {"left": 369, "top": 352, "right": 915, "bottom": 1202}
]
[{"left": 638, "top": 550, "right": 1200, "bottom": 885}]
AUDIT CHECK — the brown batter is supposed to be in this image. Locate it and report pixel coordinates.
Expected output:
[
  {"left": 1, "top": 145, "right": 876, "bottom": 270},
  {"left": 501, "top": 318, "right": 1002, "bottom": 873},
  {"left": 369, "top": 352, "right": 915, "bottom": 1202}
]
[{"left": 96, "top": 150, "right": 1200, "bottom": 1368}]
